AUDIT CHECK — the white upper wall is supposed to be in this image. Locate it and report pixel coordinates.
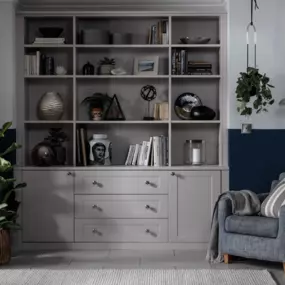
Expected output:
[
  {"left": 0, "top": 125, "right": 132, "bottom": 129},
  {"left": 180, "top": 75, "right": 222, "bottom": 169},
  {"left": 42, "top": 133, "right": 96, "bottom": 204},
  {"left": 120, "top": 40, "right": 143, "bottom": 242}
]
[{"left": 229, "top": 0, "right": 285, "bottom": 129}]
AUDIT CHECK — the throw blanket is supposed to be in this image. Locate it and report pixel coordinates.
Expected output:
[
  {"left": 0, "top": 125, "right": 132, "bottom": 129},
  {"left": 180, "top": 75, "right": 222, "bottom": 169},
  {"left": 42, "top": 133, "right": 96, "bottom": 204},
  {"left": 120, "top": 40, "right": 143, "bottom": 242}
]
[{"left": 206, "top": 190, "right": 261, "bottom": 264}]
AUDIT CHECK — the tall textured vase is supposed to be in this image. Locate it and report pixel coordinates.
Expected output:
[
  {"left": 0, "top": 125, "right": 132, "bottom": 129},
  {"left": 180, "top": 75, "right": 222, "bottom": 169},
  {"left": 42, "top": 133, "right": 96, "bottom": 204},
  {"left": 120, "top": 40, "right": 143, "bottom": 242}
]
[
  {"left": 0, "top": 229, "right": 11, "bottom": 265},
  {"left": 37, "top": 91, "right": 64, "bottom": 120}
]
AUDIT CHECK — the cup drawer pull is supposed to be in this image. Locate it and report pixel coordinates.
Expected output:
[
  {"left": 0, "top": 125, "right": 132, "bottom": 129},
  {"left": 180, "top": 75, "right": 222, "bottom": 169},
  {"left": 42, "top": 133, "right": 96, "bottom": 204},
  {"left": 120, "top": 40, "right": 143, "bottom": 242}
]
[
  {"left": 145, "top": 229, "right": 157, "bottom": 237},
  {"left": 92, "top": 204, "right": 103, "bottom": 211},
  {"left": 92, "top": 228, "right": 102, "bottom": 236},
  {"left": 92, "top": 181, "right": 103, "bottom": 187},
  {"left": 145, "top": 181, "right": 157, "bottom": 188}
]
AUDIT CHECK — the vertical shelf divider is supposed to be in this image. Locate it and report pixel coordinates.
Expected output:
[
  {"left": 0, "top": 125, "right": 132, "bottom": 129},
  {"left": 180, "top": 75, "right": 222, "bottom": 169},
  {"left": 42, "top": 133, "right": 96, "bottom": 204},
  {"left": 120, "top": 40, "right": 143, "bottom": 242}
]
[
  {"left": 168, "top": 16, "right": 172, "bottom": 167},
  {"left": 73, "top": 16, "right": 77, "bottom": 167}
]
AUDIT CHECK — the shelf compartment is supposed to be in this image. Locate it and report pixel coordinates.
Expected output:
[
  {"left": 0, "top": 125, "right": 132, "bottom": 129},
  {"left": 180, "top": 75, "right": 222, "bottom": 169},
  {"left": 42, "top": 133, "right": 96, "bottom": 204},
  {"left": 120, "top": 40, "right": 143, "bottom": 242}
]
[
  {"left": 171, "top": 120, "right": 220, "bottom": 124},
  {"left": 171, "top": 44, "right": 220, "bottom": 48},
  {"left": 171, "top": 16, "right": 220, "bottom": 45},
  {"left": 76, "top": 75, "right": 169, "bottom": 79},
  {"left": 25, "top": 17, "right": 73, "bottom": 45},
  {"left": 171, "top": 124, "right": 219, "bottom": 166},
  {"left": 24, "top": 44, "right": 73, "bottom": 49},
  {"left": 76, "top": 45, "right": 169, "bottom": 48},
  {"left": 171, "top": 78, "right": 220, "bottom": 121},
  {"left": 76, "top": 16, "right": 169, "bottom": 45},
  {"left": 76, "top": 123, "right": 168, "bottom": 166},
  {"left": 77, "top": 121, "right": 169, "bottom": 124},
  {"left": 76, "top": 48, "right": 169, "bottom": 76},
  {"left": 25, "top": 75, "right": 74, "bottom": 79},
  {"left": 24, "top": 123, "right": 74, "bottom": 167},
  {"left": 25, "top": 78, "right": 73, "bottom": 121},
  {"left": 77, "top": 78, "right": 169, "bottom": 121},
  {"left": 171, "top": 75, "right": 220, "bottom": 79},
  {"left": 24, "top": 47, "right": 74, "bottom": 76},
  {"left": 24, "top": 120, "right": 73, "bottom": 124}
]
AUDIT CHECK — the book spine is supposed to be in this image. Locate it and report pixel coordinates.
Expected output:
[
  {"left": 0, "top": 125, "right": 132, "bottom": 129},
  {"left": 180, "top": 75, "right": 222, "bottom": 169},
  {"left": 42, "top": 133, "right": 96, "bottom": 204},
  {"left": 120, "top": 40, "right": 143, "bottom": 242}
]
[
  {"left": 159, "top": 136, "right": 163, "bottom": 166},
  {"left": 80, "top": 128, "right": 87, "bottom": 166},
  {"left": 175, "top": 51, "right": 179, "bottom": 75},
  {"left": 24, "top": 55, "right": 29, "bottom": 76},
  {"left": 136, "top": 145, "right": 142, "bottom": 165},
  {"left": 177, "top": 52, "right": 181, "bottom": 75},
  {"left": 166, "top": 21, "right": 169, "bottom": 44},
  {"left": 144, "top": 137, "right": 153, "bottom": 166},
  {"left": 76, "top": 129, "right": 82, "bottom": 166},
  {"left": 151, "top": 25, "right": 157, "bottom": 44},
  {"left": 172, "top": 49, "right": 176, "bottom": 75},
  {"left": 153, "top": 136, "right": 160, "bottom": 167},
  {"left": 138, "top": 142, "right": 147, "bottom": 166},
  {"left": 125, "top": 145, "right": 132, "bottom": 166},
  {"left": 36, "top": 51, "right": 41, "bottom": 75},
  {"left": 132, "top": 144, "right": 140, "bottom": 166},
  {"left": 166, "top": 137, "right": 169, "bottom": 166},
  {"left": 128, "top": 145, "right": 136, "bottom": 166},
  {"left": 161, "top": 136, "right": 165, "bottom": 166}
]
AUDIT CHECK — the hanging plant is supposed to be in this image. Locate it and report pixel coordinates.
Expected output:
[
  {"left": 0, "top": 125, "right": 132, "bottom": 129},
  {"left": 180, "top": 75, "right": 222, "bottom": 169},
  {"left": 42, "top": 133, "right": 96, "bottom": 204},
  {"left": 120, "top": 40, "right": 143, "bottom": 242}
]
[{"left": 236, "top": 67, "right": 275, "bottom": 116}]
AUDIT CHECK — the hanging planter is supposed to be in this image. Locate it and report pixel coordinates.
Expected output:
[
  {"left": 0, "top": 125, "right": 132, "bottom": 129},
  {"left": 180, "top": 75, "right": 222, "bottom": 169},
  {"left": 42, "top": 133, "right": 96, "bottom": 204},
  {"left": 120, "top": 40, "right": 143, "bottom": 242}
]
[{"left": 235, "top": 0, "right": 275, "bottom": 133}]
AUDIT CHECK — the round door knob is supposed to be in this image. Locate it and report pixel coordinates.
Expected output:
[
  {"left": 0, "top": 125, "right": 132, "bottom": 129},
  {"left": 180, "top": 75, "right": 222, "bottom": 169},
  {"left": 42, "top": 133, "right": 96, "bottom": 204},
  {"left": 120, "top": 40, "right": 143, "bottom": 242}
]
[
  {"left": 92, "top": 204, "right": 98, "bottom": 209},
  {"left": 145, "top": 205, "right": 150, "bottom": 209},
  {"left": 145, "top": 229, "right": 150, "bottom": 233},
  {"left": 171, "top": 172, "right": 176, "bottom": 176},
  {"left": 67, "top": 172, "right": 73, "bottom": 176},
  {"left": 145, "top": 181, "right": 150, "bottom": 185},
  {"left": 92, "top": 181, "right": 97, "bottom": 185}
]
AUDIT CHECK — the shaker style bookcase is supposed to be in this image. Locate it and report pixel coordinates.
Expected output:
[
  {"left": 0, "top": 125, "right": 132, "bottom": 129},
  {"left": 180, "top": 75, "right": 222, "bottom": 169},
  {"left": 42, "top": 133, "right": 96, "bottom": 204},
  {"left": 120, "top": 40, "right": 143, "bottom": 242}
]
[
  {"left": 18, "top": 15, "right": 227, "bottom": 169},
  {"left": 15, "top": 12, "right": 228, "bottom": 249}
]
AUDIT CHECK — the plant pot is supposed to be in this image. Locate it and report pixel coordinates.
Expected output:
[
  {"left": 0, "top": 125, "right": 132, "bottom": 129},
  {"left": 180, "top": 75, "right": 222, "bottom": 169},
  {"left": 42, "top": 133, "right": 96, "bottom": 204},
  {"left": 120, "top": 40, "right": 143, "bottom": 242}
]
[
  {"left": 99, "top": 65, "right": 113, "bottom": 75},
  {"left": 0, "top": 229, "right": 11, "bottom": 265}
]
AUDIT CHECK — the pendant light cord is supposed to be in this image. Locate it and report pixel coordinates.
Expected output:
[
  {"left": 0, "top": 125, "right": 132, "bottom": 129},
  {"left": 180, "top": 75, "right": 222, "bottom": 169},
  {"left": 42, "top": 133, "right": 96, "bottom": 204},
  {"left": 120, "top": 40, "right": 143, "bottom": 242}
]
[{"left": 247, "top": 0, "right": 259, "bottom": 68}]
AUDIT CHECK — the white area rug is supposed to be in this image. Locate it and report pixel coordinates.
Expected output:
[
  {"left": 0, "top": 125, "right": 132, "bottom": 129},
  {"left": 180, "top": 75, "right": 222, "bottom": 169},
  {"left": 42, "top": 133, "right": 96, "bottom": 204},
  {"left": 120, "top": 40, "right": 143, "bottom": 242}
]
[{"left": 0, "top": 269, "right": 276, "bottom": 285}]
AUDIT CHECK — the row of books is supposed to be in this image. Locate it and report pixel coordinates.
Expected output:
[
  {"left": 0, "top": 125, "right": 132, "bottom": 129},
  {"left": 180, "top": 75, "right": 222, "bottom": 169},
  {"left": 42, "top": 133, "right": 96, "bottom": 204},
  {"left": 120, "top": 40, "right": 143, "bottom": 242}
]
[
  {"left": 148, "top": 20, "right": 169, "bottom": 45},
  {"left": 33, "top": 37, "right": 66, "bottom": 45},
  {"left": 125, "top": 136, "right": 168, "bottom": 167},
  {"left": 171, "top": 49, "right": 213, "bottom": 75},
  {"left": 24, "top": 51, "right": 41, "bottom": 76}
]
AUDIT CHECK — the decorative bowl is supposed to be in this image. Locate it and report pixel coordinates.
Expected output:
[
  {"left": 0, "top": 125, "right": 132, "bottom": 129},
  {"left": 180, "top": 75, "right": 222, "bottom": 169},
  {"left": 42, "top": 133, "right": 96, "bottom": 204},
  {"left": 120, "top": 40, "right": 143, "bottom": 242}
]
[
  {"left": 190, "top": 106, "right": 216, "bottom": 120},
  {"left": 39, "top": 27, "right": 63, "bottom": 38},
  {"left": 180, "top": 37, "right": 211, "bottom": 44}
]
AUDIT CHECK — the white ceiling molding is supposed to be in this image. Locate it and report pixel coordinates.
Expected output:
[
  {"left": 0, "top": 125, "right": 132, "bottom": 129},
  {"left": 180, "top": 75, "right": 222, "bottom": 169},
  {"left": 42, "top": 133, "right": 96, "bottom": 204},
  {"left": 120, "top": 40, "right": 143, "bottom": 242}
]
[{"left": 18, "top": 0, "right": 227, "bottom": 13}]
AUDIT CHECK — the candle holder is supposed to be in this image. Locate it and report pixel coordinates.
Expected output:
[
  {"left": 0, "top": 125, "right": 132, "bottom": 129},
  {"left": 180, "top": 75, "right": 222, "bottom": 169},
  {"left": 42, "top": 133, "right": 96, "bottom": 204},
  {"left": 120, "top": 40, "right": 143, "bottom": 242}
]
[{"left": 184, "top": 139, "right": 205, "bottom": 165}]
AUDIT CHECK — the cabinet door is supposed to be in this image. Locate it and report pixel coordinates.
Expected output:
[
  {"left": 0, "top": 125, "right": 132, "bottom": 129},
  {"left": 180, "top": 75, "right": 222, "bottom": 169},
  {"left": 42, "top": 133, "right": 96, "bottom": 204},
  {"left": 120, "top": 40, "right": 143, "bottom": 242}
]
[
  {"left": 169, "top": 171, "right": 221, "bottom": 243},
  {"left": 22, "top": 171, "right": 74, "bottom": 242}
]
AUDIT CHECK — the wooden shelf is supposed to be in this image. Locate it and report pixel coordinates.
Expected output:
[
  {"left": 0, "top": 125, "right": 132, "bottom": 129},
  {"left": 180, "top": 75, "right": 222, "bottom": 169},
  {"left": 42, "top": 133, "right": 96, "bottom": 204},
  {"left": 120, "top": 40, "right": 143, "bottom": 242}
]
[
  {"left": 171, "top": 44, "right": 220, "bottom": 48},
  {"left": 76, "top": 44, "right": 169, "bottom": 48},
  {"left": 77, "top": 120, "right": 169, "bottom": 124},
  {"left": 25, "top": 75, "right": 73, "bottom": 79},
  {"left": 171, "top": 75, "right": 220, "bottom": 79},
  {"left": 171, "top": 120, "right": 221, "bottom": 124},
  {"left": 24, "top": 121, "right": 74, "bottom": 124},
  {"left": 76, "top": 75, "right": 169, "bottom": 79},
  {"left": 24, "top": 44, "right": 73, "bottom": 48}
]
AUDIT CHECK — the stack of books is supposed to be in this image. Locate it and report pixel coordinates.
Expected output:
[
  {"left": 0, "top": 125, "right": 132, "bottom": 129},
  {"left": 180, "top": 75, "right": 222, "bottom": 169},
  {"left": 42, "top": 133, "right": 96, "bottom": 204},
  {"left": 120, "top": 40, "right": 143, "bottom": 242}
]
[
  {"left": 33, "top": 38, "right": 65, "bottom": 45},
  {"left": 148, "top": 20, "right": 169, "bottom": 45},
  {"left": 24, "top": 51, "right": 41, "bottom": 76},
  {"left": 125, "top": 136, "right": 168, "bottom": 167},
  {"left": 187, "top": 61, "right": 213, "bottom": 75},
  {"left": 171, "top": 49, "right": 187, "bottom": 75}
]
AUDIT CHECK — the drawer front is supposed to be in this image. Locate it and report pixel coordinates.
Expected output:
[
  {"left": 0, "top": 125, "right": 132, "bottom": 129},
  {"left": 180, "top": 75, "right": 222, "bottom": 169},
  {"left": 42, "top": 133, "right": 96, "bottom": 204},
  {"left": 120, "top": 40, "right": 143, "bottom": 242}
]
[
  {"left": 75, "top": 195, "right": 168, "bottom": 219},
  {"left": 137, "top": 172, "right": 168, "bottom": 194},
  {"left": 75, "top": 219, "right": 168, "bottom": 242},
  {"left": 75, "top": 171, "right": 138, "bottom": 194}
]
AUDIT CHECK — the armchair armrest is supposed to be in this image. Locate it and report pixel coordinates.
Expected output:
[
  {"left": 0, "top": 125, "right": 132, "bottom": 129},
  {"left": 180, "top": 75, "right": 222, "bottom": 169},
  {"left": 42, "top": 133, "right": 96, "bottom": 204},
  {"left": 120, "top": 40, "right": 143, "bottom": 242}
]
[
  {"left": 278, "top": 205, "right": 285, "bottom": 238},
  {"left": 218, "top": 198, "right": 233, "bottom": 232},
  {"left": 257, "top": 193, "right": 269, "bottom": 204}
]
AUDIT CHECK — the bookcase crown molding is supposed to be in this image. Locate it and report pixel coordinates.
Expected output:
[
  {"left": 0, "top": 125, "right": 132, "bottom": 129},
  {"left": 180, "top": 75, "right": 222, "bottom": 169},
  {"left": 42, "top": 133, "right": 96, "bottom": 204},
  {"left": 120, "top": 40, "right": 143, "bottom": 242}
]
[{"left": 18, "top": 0, "right": 227, "bottom": 13}]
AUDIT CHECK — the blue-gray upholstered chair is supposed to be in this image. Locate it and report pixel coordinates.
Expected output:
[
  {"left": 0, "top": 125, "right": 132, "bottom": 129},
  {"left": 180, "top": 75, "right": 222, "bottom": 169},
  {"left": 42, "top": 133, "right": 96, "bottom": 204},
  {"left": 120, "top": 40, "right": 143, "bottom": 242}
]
[{"left": 218, "top": 192, "right": 285, "bottom": 272}]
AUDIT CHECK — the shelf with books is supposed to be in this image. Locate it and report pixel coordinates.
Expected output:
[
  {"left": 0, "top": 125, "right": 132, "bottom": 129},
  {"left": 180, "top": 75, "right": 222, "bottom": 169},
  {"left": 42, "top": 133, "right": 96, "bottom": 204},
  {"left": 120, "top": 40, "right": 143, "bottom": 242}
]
[
  {"left": 76, "top": 121, "right": 169, "bottom": 124},
  {"left": 171, "top": 75, "right": 220, "bottom": 79},
  {"left": 76, "top": 75, "right": 170, "bottom": 79},
  {"left": 25, "top": 75, "right": 74, "bottom": 79},
  {"left": 75, "top": 123, "right": 168, "bottom": 167},
  {"left": 171, "top": 120, "right": 220, "bottom": 124},
  {"left": 76, "top": 45, "right": 169, "bottom": 49},
  {"left": 24, "top": 45, "right": 74, "bottom": 49}
]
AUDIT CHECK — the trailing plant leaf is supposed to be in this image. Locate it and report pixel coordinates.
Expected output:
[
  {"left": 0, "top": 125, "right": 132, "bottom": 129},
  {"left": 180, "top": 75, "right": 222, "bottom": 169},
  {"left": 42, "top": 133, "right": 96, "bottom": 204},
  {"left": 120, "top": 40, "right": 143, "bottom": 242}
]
[
  {"left": 0, "top": 143, "right": 22, "bottom": 157},
  {"left": 0, "top": 122, "right": 12, "bottom": 138},
  {"left": 0, "top": 203, "right": 8, "bottom": 210},
  {"left": 0, "top": 157, "right": 12, "bottom": 172},
  {"left": 236, "top": 67, "right": 275, "bottom": 116}
]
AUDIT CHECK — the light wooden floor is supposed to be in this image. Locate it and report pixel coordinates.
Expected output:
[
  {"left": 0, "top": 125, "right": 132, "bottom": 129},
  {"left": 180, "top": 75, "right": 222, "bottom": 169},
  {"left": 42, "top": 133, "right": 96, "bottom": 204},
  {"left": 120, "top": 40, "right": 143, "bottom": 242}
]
[{"left": 4, "top": 250, "right": 285, "bottom": 284}]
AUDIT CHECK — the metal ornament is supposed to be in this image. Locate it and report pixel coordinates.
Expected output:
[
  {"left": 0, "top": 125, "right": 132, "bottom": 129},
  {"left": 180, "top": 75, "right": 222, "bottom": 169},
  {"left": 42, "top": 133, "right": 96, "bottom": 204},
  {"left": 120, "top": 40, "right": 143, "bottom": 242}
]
[
  {"left": 37, "top": 91, "right": 64, "bottom": 120},
  {"left": 140, "top": 85, "right": 157, "bottom": 120}
]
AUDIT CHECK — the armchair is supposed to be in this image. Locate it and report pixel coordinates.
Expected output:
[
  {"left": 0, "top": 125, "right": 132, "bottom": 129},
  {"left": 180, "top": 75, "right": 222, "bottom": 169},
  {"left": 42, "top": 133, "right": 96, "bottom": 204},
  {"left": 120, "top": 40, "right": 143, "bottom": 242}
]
[{"left": 218, "top": 194, "right": 285, "bottom": 272}]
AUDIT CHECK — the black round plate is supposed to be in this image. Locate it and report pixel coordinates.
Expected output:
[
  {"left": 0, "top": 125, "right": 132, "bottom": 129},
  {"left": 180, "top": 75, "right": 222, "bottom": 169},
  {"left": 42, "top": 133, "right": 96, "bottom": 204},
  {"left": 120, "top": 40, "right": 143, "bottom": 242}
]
[{"left": 174, "top": 93, "right": 202, "bottom": 120}]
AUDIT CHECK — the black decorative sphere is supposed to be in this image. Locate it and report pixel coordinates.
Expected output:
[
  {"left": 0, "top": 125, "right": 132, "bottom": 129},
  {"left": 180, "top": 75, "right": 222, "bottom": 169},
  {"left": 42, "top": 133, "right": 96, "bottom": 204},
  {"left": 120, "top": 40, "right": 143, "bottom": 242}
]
[
  {"left": 140, "top": 85, "right": 157, "bottom": 102},
  {"left": 190, "top": 106, "right": 216, "bottom": 120},
  {"left": 31, "top": 142, "right": 56, "bottom": 166}
]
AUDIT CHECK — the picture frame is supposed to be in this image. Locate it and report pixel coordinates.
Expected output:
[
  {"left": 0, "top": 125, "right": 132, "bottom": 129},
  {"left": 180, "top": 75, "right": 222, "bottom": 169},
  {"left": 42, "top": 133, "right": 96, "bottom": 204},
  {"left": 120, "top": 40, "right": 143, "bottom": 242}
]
[{"left": 133, "top": 56, "right": 159, "bottom": 75}]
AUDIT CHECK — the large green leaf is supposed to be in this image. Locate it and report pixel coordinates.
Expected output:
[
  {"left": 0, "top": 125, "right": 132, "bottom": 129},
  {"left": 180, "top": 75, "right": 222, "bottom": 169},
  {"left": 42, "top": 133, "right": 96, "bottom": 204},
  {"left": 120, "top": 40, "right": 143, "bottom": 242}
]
[
  {"left": 0, "top": 122, "right": 12, "bottom": 138},
  {"left": 0, "top": 157, "right": 12, "bottom": 172},
  {"left": 13, "top": 183, "right": 27, "bottom": 190},
  {"left": 0, "top": 203, "right": 8, "bottom": 210},
  {"left": 0, "top": 142, "right": 22, "bottom": 157}
]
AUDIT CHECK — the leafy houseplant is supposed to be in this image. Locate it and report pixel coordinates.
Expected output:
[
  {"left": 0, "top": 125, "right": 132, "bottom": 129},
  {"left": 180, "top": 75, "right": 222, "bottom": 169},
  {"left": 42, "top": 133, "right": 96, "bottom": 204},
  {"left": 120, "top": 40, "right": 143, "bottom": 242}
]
[
  {"left": 81, "top": 93, "right": 112, "bottom": 121},
  {"left": 0, "top": 122, "right": 26, "bottom": 265},
  {"left": 98, "top": 57, "right": 115, "bottom": 75},
  {"left": 236, "top": 67, "right": 275, "bottom": 116}
]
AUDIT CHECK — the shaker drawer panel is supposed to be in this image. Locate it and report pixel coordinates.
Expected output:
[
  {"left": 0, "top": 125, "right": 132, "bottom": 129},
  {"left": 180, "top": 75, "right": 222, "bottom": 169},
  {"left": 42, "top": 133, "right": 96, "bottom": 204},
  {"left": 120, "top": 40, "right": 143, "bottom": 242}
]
[
  {"left": 75, "top": 219, "right": 168, "bottom": 242},
  {"left": 75, "top": 171, "right": 138, "bottom": 194},
  {"left": 137, "top": 171, "right": 168, "bottom": 194},
  {"left": 75, "top": 195, "right": 168, "bottom": 219}
]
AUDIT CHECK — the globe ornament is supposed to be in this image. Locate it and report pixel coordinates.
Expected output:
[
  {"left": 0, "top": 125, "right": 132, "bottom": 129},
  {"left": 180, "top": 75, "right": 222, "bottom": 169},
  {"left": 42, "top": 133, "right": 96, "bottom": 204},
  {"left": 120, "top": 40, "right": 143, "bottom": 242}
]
[{"left": 140, "top": 85, "right": 157, "bottom": 120}]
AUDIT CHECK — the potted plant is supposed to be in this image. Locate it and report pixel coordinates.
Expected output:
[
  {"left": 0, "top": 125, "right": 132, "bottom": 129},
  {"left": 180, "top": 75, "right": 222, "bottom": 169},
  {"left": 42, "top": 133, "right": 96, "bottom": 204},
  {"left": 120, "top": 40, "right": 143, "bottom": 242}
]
[
  {"left": 98, "top": 57, "right": 115, "bottom": 75},
  {"left": 81, "top": 93, "right": 112, "bottom": 121},
  {"left": 236, "top": 67, "right": 275, "bottom": 116},
  {"left": 0, "top": 122, "right": 26, "bottom": 265}
]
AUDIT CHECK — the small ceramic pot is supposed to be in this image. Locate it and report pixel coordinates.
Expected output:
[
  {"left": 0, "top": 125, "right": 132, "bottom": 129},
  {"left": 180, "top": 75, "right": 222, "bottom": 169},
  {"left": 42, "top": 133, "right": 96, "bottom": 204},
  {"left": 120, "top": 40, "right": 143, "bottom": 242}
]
[
  {"left": 83, "top": 62, "right": 95, "bottom": 75},
  {"left": 90, "top": 107, "right": 103, "bottom": 121},
  {"left": 99, "top": 64, "right": 113, "bottom": 75}
]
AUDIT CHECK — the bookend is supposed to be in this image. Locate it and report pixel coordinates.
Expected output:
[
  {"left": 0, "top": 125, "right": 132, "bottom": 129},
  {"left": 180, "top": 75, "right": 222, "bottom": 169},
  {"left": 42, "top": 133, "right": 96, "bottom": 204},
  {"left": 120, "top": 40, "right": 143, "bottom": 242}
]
[{"left": 104, "top": 94, "right": 126, "bottom": 120}]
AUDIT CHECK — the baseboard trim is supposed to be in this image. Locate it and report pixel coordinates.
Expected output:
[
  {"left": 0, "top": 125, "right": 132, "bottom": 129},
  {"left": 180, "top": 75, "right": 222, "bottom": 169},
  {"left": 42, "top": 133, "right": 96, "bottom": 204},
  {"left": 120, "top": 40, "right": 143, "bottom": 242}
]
[{"left": 20, "top": 242, "right": 207, "bottom": 251}]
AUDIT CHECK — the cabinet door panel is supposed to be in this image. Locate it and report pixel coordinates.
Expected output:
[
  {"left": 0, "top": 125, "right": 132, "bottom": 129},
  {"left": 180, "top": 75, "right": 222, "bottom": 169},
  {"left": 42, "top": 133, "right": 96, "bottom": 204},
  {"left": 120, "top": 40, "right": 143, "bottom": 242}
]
[
  {"left": 22, "top": 171, "right": 74, "bottom": 242},
  {"left": 169, "top": 171, "right": 220, "bottom": 243}
]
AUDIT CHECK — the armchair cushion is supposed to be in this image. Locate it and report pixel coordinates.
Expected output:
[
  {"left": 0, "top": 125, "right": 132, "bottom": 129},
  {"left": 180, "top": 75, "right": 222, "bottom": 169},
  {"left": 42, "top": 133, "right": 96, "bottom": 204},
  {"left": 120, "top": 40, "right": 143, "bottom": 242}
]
[{"left": 225, "top": 215, "right": 279, "bottom": 238}]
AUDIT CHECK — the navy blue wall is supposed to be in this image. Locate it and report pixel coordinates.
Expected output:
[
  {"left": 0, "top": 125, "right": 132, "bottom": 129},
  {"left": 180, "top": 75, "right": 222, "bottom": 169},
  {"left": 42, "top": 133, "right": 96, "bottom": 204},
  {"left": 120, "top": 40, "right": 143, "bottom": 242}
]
[
  {"left": 229, "top": 129, "right": 285, "bottom": 194},
  {"left": 0, "top": 128, "right": 16, "bottom": 165}
]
